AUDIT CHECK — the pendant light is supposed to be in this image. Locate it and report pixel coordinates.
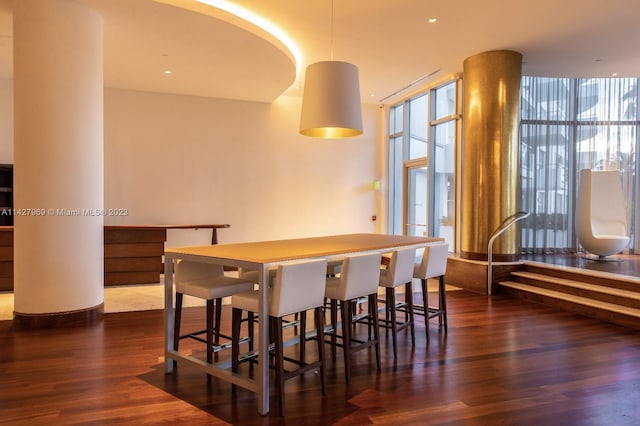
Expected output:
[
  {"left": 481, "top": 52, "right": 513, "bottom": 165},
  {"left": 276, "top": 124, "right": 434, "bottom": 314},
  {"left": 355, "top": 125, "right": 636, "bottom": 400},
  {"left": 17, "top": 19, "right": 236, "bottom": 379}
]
[{"left": 299, "top": 0, "right": 363, "bottom": 138}]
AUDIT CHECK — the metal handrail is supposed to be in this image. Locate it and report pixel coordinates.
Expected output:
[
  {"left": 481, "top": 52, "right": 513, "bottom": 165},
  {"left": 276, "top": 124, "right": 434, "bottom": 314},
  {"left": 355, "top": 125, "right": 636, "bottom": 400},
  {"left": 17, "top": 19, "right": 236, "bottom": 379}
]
[{"left": 487, "top": 211, "right": 530, "bottom": 295}]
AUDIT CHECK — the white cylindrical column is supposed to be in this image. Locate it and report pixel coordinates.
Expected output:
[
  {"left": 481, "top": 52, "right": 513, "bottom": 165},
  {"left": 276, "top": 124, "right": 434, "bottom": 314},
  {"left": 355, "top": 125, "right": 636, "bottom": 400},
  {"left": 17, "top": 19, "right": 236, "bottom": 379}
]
[{"left": 13, "top": 0, "right": 104, "bottom": 327}]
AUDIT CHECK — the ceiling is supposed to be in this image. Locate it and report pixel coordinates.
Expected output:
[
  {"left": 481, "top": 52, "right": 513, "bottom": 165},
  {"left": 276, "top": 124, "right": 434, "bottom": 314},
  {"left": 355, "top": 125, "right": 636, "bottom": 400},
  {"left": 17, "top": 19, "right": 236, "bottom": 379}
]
[{"left": 1, "top": 0, "right": 640, "bottom": 104}]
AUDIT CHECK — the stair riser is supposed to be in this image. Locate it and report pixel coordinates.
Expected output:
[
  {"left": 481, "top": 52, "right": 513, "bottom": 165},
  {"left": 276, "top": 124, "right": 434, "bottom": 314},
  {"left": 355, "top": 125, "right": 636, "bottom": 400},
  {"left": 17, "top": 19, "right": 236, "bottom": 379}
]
[
  {"left": 501, "top": 286, "right": 640, "bottom": 330},
  {"left": 524, "top": 265, "right": 639, "bottom": 293},
  {"left": 514, "top": 276, "right": 640, "bottom": 309}
]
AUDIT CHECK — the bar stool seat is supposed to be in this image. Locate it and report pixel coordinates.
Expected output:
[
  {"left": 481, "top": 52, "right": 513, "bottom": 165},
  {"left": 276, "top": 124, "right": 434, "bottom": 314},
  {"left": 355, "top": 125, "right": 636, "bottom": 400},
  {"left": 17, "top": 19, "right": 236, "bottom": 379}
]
[
  {"left": 237, "top": 267, "right": 277, "bottom": 284},
  {"left": 178, "top": 275, "right": 255, "bottom": 300},
  {"left": 173, "top": 260, "right": 254, "bottom": 367}
]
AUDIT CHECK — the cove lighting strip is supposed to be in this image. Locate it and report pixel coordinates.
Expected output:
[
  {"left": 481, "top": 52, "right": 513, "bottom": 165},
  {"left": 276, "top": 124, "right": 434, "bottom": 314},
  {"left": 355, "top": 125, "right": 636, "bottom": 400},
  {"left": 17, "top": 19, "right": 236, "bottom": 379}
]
[{"left": 194, "top": 0, "right": 301, "bottom": 75}]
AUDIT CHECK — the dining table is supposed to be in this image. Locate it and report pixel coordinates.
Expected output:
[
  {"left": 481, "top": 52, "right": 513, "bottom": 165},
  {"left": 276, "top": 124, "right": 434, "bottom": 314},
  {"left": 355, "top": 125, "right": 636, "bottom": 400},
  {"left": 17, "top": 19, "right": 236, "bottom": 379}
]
[{"left": 163, "top": 232, "right": 443, "bottom": 415}]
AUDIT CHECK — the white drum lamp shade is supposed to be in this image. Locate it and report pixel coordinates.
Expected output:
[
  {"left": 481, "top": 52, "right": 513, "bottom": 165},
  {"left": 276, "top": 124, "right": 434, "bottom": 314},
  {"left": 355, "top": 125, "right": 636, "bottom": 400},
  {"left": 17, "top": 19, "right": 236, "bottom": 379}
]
[{"left": 299, "top": 60, "right": 363, "bottom": 138}]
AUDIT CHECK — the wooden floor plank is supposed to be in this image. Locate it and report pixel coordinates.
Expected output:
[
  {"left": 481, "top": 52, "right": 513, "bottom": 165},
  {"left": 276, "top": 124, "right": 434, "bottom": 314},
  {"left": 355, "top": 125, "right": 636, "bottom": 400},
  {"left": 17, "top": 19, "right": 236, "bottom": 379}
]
[{"left": 1, "top": 290, "right": 640, "bottom": 425}]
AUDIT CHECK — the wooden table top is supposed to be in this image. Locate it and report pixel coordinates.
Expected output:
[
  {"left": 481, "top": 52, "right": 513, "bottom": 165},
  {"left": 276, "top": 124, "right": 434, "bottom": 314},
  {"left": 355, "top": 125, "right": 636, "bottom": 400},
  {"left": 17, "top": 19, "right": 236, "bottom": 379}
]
[{"left": 165, "top": 233, "right": 442, "bottom": 264}]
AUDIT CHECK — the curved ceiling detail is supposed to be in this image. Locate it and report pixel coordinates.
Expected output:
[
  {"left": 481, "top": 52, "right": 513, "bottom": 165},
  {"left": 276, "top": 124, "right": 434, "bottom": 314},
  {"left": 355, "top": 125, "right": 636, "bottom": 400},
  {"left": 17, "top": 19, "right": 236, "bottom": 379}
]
[
  {"left": 2, "top": 0, "right": 640, "bottom": 105},
  {"left": 84, "top": 0, "right": 297, "bottom": 102},
  {"left": 159, "top": 0, "right": 300, "bottom": 72}
]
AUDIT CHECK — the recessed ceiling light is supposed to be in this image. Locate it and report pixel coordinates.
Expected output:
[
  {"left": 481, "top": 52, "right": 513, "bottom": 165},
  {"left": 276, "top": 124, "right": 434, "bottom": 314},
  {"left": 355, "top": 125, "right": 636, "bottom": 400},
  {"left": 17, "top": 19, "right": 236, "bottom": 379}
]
[
  {"left": 428, "top": 18, "right": 437, "bottom": 23},
  {"left": 164, "top": 70, "right": 172, "bottom": 75},
  {"left": 612, "top": 72, "right": 618, "bottom": 77}
]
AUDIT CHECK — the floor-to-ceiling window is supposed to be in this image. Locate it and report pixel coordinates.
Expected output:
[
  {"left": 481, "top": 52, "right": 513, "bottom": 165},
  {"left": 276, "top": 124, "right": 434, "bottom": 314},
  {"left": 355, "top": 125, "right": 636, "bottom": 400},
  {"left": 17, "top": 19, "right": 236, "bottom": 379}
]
[
  {"left": 387, "top": 78, "right": 459, "bottom": 248},
  {"left": 430, "top": 82, "right": 457, "bottom": 245},
  {"left": 389, "top": 93, "right": 428, "bottom": 237},
  {"left": 520, "top": 76, "right": 639, "bottom": 254},
  {"left": 405, "top": 93, "right": 428, "bottom": 237},
  {"left": 388, "top": 103, "right": 404, "bottom": 235}
]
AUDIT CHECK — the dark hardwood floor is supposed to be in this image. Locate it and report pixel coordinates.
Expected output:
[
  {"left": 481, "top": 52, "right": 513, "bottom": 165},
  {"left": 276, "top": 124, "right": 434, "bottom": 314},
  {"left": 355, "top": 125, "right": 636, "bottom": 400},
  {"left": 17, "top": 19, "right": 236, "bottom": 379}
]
[{"left": 1, "top": 290, "right": 640, "bottom": 425}]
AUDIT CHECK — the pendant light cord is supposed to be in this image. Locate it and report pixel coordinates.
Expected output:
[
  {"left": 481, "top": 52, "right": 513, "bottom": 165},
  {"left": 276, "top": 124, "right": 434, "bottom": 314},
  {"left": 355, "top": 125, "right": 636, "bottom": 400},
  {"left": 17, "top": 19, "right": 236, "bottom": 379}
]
[{"left": 330, "top": 0, "right": 334, "bottom": 61}]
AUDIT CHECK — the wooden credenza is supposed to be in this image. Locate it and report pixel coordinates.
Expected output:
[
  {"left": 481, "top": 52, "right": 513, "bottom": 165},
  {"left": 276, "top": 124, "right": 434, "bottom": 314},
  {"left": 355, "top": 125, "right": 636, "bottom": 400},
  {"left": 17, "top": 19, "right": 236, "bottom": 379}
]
[
  {"left": 0, "top": 227, "right": 12, "bottom": 291},
  {"left": 0, "top": 224, "right": 229, "bottom": 291},
  {"left": 104, "top": 226, "right": 167, "bottom": 286}
]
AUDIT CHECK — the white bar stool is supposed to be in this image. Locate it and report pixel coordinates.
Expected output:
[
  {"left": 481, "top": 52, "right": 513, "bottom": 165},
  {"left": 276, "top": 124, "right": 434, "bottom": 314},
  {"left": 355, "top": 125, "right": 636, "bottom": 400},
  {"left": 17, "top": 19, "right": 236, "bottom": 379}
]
[
  {"left": 413, "top": 243, "right": 449, "bottom": 342},
  {"left": 231, "top": 258, "right": 328, "bottom": 417},
  {"left": 378, "top": 247, "right": 417, "bottom": 359},
  {"left": 325, "top": 252, "right": 382, "bottom": 383},
  {"left": 173, "top": 260, "right": 254, "bottom": 368}
]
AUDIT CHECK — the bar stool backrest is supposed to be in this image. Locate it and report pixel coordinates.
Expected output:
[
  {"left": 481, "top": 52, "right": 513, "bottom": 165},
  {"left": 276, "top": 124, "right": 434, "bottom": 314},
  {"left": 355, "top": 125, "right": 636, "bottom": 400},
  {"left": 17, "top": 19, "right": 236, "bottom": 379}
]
[
  {"left": 339, "top": 252, "right": 383, "bottom": 300},
  {"left": 415, "top": 243, "right": 449, "bottom": 279},
  {"left": 269, "top": 259, "right": 328, "bottom": 317},
  {"left": 380, "top": 247, "right": 416, "bottom": 287},
  {"left": 175, "top": 260, "right": 224, "bottom": 287}
]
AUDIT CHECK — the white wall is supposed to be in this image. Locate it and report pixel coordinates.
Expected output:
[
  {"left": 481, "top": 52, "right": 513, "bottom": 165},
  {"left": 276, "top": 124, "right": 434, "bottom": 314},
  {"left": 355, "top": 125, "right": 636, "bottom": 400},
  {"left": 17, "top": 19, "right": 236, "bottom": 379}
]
[
  {"left": 0, "top": 79, "right": 12, "bottom": 163},
  {"left": 0, "top": 82, "right": 383, "bottom": 248},
  {"left": 0, "top": 79, "right": 384, "bottom": 246},
  {"left": 103, "top": 88, "right": 382, "bottom": 246}
]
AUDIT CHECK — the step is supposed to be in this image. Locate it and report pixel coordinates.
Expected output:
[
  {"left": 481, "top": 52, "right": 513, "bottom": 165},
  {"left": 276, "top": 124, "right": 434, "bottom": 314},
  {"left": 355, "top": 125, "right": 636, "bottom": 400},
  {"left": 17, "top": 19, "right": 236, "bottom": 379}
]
[
  {"left": 522, "top": 261, "right": 640, "bottom": 292},
  {"left": 511, "top": 271, "right": 640, "bottom": 308},
  {"left": 500, "top": 280, "right": 640, "bottom": 329}
]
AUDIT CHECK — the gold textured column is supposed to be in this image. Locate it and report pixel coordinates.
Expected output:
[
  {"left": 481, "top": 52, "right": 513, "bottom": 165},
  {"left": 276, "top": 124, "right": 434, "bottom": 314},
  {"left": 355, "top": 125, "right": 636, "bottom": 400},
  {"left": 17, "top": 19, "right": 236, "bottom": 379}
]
[{"left": 461, "top": 50, "right": 522, "bottom": 261}]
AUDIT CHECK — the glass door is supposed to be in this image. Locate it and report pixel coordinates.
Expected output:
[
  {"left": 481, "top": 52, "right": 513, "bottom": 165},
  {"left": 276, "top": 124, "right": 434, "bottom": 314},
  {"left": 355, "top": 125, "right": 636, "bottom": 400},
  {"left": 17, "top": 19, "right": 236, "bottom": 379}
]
[{"left": 406, "top": 165, "right": 428, "bottom": 236}]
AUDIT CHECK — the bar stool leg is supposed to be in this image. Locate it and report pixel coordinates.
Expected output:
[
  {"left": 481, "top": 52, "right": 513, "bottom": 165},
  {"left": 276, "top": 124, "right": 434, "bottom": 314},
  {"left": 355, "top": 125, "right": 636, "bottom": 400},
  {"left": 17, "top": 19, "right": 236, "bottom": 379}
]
[
  {"left": 406, "top": 282, "right": 416, "bottom": 346},
  {"left": 386, "top": 287, "right": 398, "bottom": 359},
  {"left": 330, "top": 299, "right": 338, "bottom": 360},
  {"left": 299, "top": 310, "right": 307, "bottom": 363},
  {"left": 367, "top": 299, "right": 373, "bottom": 341},
  {"left": 369, "top": 293, "right": 381, "bottom": 372},
  {"left": 340, "top": 300, "right": 353, "bottom": 384},
  {"left": 231, "top": 307, "right": 242, "bottom": 397},
  {"left": 351, "top": 300, "right": 359, "bottom": 333},
  {"left": 206, "top": 300, "right": 214, "bottom": 365},
  {"left": 205, "top": 299, "right": 214, "bottom": 382},
  {"left": 314, "top": 307, "right": 327, "bottom": 395},
  {"left": 439, "top": 275, "right": 448, "bottom": 332},
  {"left": 214, "top": 297, "right": 223, "bottom": 347},
  {"left": 231, "top": 307, "right": 242, "bottom": 374},
  {"left": 421, "top": 278, "right": 430, "bottom": 343},
  {"left": 248, "top": 312, "right": 255, "bottom": 352},
  {"left": 272, "top": 316, "right": 286, "bottom": 417},
  {"left": 174, "top": 292, "right": 183, "bottom": 351}
]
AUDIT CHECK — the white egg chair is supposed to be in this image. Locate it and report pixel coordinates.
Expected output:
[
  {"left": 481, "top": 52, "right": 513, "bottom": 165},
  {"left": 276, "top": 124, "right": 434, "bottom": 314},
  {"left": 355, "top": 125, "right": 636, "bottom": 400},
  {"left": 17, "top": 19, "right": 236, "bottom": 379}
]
[{"left": 575, "top": 169, "right": 630, "bottom": 260}]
